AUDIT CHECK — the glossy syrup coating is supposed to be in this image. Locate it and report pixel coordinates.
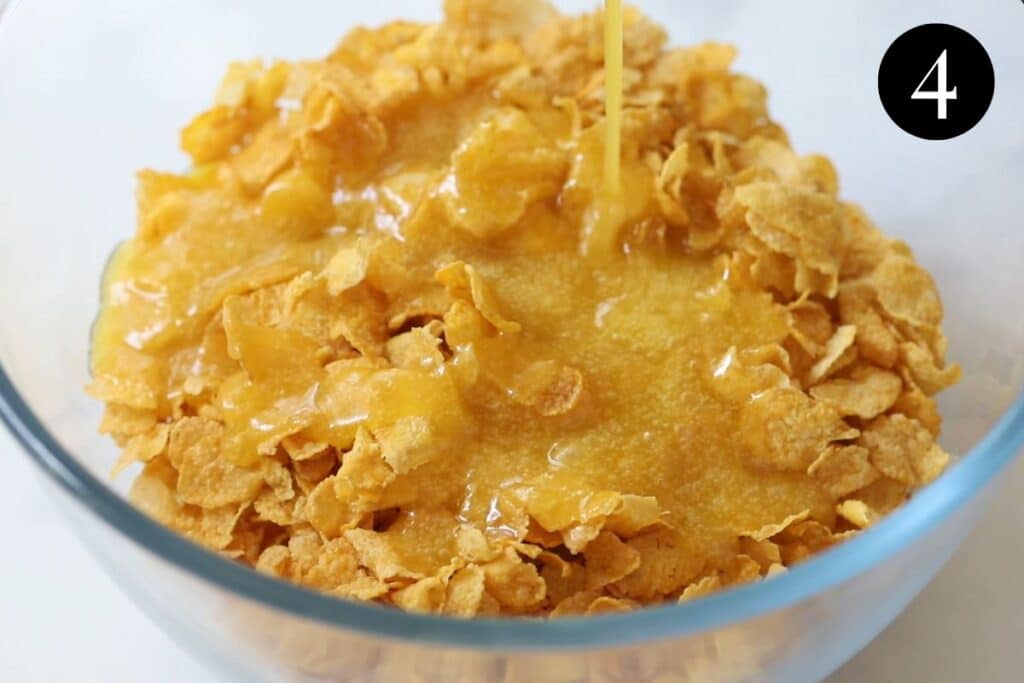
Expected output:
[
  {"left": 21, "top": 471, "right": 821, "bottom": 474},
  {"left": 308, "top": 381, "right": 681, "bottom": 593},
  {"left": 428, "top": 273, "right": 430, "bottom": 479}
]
[{"left": 89, "top": 0, "right": 959, "bottom": 616}]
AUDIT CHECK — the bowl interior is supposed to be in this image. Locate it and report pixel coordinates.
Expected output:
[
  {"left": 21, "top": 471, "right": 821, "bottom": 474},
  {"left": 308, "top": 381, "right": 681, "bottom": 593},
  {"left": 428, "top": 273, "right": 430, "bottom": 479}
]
[{"left": 1, "top": 0, "right": 1021, "bottom": 586}]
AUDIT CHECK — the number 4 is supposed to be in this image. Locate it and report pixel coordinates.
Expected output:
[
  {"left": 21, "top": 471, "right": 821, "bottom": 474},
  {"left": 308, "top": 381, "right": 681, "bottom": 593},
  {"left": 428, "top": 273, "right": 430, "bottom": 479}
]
[{"left": 912, "top": 49, "right": 958, "bottom": 120}]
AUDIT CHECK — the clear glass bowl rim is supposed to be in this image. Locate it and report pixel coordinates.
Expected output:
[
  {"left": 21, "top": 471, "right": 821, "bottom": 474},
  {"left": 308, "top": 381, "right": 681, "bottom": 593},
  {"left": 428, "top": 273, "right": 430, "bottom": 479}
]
[{"left": 2, "top": 0, "right": 1024, "bottom": 652}]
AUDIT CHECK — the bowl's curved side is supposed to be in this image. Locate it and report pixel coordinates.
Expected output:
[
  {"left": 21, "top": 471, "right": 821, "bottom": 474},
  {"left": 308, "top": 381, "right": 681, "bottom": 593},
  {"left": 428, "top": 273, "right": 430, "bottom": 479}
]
[
  {"left": 2, "top": 354, "right": 1023, "bottom": 653},
  {"left": 32, "top": 429, "right": 1001, "bottom": 682}
]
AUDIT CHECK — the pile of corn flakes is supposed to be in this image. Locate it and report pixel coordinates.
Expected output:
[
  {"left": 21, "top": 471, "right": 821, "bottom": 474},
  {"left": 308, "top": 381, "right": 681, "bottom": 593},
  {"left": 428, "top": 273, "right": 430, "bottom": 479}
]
[{"left": 89, "top": 0, "right": 960, "bottom": 617}]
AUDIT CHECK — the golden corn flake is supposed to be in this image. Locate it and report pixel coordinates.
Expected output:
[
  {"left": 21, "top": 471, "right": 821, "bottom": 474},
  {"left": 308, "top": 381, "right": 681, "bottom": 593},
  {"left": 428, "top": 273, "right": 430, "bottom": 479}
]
[
  {"left": 722, "top": 554, "right": 763, "bottom": 587},
  {"left": 836, "top": 499, "right": 876, "bottom": 529},
  {"left": 859, "top": 414, "right": 949, "bottom": 488},
  {"left": 322, "top": 240, "right": 371, "bottom": 296},
  {"left": 444, "top": 564, "right": 490, "bottom": 617},
  {"left": 806, "top": 324, "right": 858, "bottom": 385},
  {"left": 809, "top": 365, "right": 903, "bottom": 419},
  {"left": 524, "top": 481, "right": 624, "bottom": 553},
  {"left": 891, "top": 385, "right": 942, "bottom": 436},
  {"left": 334, "top": 573, "right": 392, "bottom": 602},
  {"left": 253, "top": 487, "right": 303, "bottom": 527},
  {"left": 787, "top": 297, "right": 834, "bottom": 358},
  {"left": 740, "top": 387, "right": 858, "bottom": 471},
  {"left": 509, "top": 360, "right": 584, "bottom": 417},
  {"left": 441, "top": 108, "right": 567, "bottom": 239},
  {"left": 743, "top": 509, "right": 810, "bottom": 543},
  {"left": 255, "top": 544, "right": 291, "bottom": 577},
  {"left": 436, "top": 261, "right": 522, "bottom": 334},
  {"left": 344, "top": 528, "right": 426, "bottom": 582},
  {"left": 584, "top": 531, "right": 642, "bottom": 590},
  {"left": 391, "top": 576, "right": 447, "bottom": 614},
  {"left": 851, "top": 477, "right": 911, "bottom": 518},
  {"left": 130, "top": 457, "right": 243, "bottom": 550},
  {"left": 837, "top": 283, "right": 900, "bottom": 369},
  {"left": 678, "top": 574, "right": 722, "bottom": 603},
  {"left": 168, "top": 417, "right": 268, "bottom": 508},
  {"left": 738, "top": 536, "right": 782, "bottom": 570},
  {"left": 305, "top": 475, "right": 350, "bottom": 538},
  {"left": 385, "top": 323, "right": 445, "bottom": 371},
  {"left": 871, "top": 253, "right": 944, "bottom": 330},
  {"left": 550, "top": 589, "right": 603, "bottom": 618},
  {"left": 734, "top": 182, "right": 844, "bottom": 297},
  {"left": 899, "top": 341, "right": 962, "bottom": 396},
  {"left": 774, "top": 519, "right": 839, "bottom": 565},
  {"left": 299, "top": 537, "right": 362, "bottom": 588},
  {"left": 839, "top": 203, "right": 894, "bottom": 279},
  {"left": 454, "top": 524, "right": 501, "bottom": 563},
  {"left": 293, "top": 459, "right": 338, "bottom": 494},
  {"left": 604, "top": 495, "right": 664, "bottom": 538},
  {"left": 586, "top": 596, "right": 637, "bottom": 616},
  {"left": 92, "top": 0, "right": 958, "bottom": 616},
  {"left": 481, "top": 547, "right": 547, "bottom": 612},
  {"left": 611, "top": 527, "right": 704, "bottom": 601},
  {"left": 111, "top": 422, "right": 170, "bottom": 477},
  {"left": 808, "top": 445, "right": 880, "bottom": 500},
  {"left": 98, "top": 403, "right": 158, "bottom": 443}
]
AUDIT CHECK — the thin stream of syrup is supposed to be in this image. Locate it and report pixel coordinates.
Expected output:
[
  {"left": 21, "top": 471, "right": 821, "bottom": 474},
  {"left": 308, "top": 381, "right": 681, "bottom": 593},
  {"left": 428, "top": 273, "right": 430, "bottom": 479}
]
[{"left": 604, "top": 0, "right": 623, "bottom": 196}]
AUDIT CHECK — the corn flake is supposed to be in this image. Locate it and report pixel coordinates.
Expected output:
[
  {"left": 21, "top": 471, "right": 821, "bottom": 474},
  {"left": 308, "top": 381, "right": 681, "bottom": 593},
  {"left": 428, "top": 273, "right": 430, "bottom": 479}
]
[
  {"left": 678, "top": 574, "right": 722, "bottom": 602},
  {"left": 584, "top": 531, "right": 642, "bottom": 589},
  {"left": 440, "top": 108, "right": 567, "bottom": 239},
  {"left": 168, "top": 417, "right": 267, "bottom": 508},
  {"left": 345, "top": 528, "right": 426, "bottom": 581},
  {"left": 444, "top": 564, "right": 489, "bottom": 617},
  {"left": 509, "top": 361, "right": 584, "bottom": 417},
  {"left": 391, "top": 576, "right": 447, "bottom": 614},
  {"left": 808, "top": 445, "right": 880, "bottom": 500},
  {"left": 586, "top": 596, "right": 636, "bottom": 615},
  {"left": 809, "top": 365, "right": 903, "bottom": 419},
  {"left": 734, "top": 182, "right": 844, "bottom": 297},
  {"left": 859, "top": 414, "right": 947, "bottom": 487},
  {"left": 899, "top": 342, "right": 962, "bottom": 396},
  {"left": 112, "top": 422, "right": 170, "bottom": 477},
  {"left": 611, "top": 527, "right": 704, "bottom": 601},
  {"left": 836, "top": 499, "right": 875, "bottom": 529},
  {"left": 481, "top": 547, "right": 547, "bottom": 611},
  {"left": 130, "top": 457, "right": 242, "bottom": 550},
  {"left": 436, "top": 261, "right": 522, "bottom": 334},
  {"left": 871, "top": 253, "right": 943, "bottom": 330},
  {"left": 740, "top": 388, "right": 858, "bottom": 471},
  {"left": 743, "top": 510, "right": 809, "bottom": 542},
  {"left": 322, "top": 240, "right": 371, "bottom": 296},
  {"left": 806, "top": 325, "right": 858, "bottom": 385},
  {"left": 837, "top": 284, "right": 900, "bottom": 368}
]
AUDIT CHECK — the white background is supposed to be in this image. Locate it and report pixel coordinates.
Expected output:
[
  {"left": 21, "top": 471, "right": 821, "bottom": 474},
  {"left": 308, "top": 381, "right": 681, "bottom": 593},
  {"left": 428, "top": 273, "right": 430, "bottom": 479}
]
[{"left": 1, "top": 0, "right": 1023, "bottom": 681}]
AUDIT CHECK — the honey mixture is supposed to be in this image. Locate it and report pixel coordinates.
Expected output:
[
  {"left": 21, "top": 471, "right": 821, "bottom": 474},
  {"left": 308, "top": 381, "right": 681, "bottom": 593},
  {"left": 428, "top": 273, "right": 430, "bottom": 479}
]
[{"left": 89, "top": 0, "right": 961, "bottom": 616}]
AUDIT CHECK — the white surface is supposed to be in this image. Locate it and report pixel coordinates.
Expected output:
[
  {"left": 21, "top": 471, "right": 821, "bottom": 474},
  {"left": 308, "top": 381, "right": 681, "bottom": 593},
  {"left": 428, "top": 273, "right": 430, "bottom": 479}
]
[{"left": 1, "top": 419, "right": 1021, "bottom": 681}]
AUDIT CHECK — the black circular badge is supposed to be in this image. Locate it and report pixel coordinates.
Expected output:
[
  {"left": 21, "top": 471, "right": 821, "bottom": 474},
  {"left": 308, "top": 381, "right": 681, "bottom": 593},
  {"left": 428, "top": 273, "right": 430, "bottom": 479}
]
[{"left": 878, "top": 23, "right": 994, "bottom": 140}]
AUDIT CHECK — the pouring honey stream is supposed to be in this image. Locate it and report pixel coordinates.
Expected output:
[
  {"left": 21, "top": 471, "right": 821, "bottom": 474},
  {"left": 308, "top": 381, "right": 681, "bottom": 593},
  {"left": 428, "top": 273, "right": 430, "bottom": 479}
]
[
  {"left": 582, "top": 0, "right": 626, "bottom": 258},
  {"left": 604, "top": 0, "right": 624, "bottom": 196}
]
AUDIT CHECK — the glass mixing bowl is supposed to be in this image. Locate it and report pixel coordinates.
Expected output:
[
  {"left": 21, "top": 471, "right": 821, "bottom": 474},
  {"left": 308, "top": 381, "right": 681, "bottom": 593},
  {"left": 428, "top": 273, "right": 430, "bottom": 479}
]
[{"left": 1, "top": 1, "right": 1021, "bottom": 681}]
